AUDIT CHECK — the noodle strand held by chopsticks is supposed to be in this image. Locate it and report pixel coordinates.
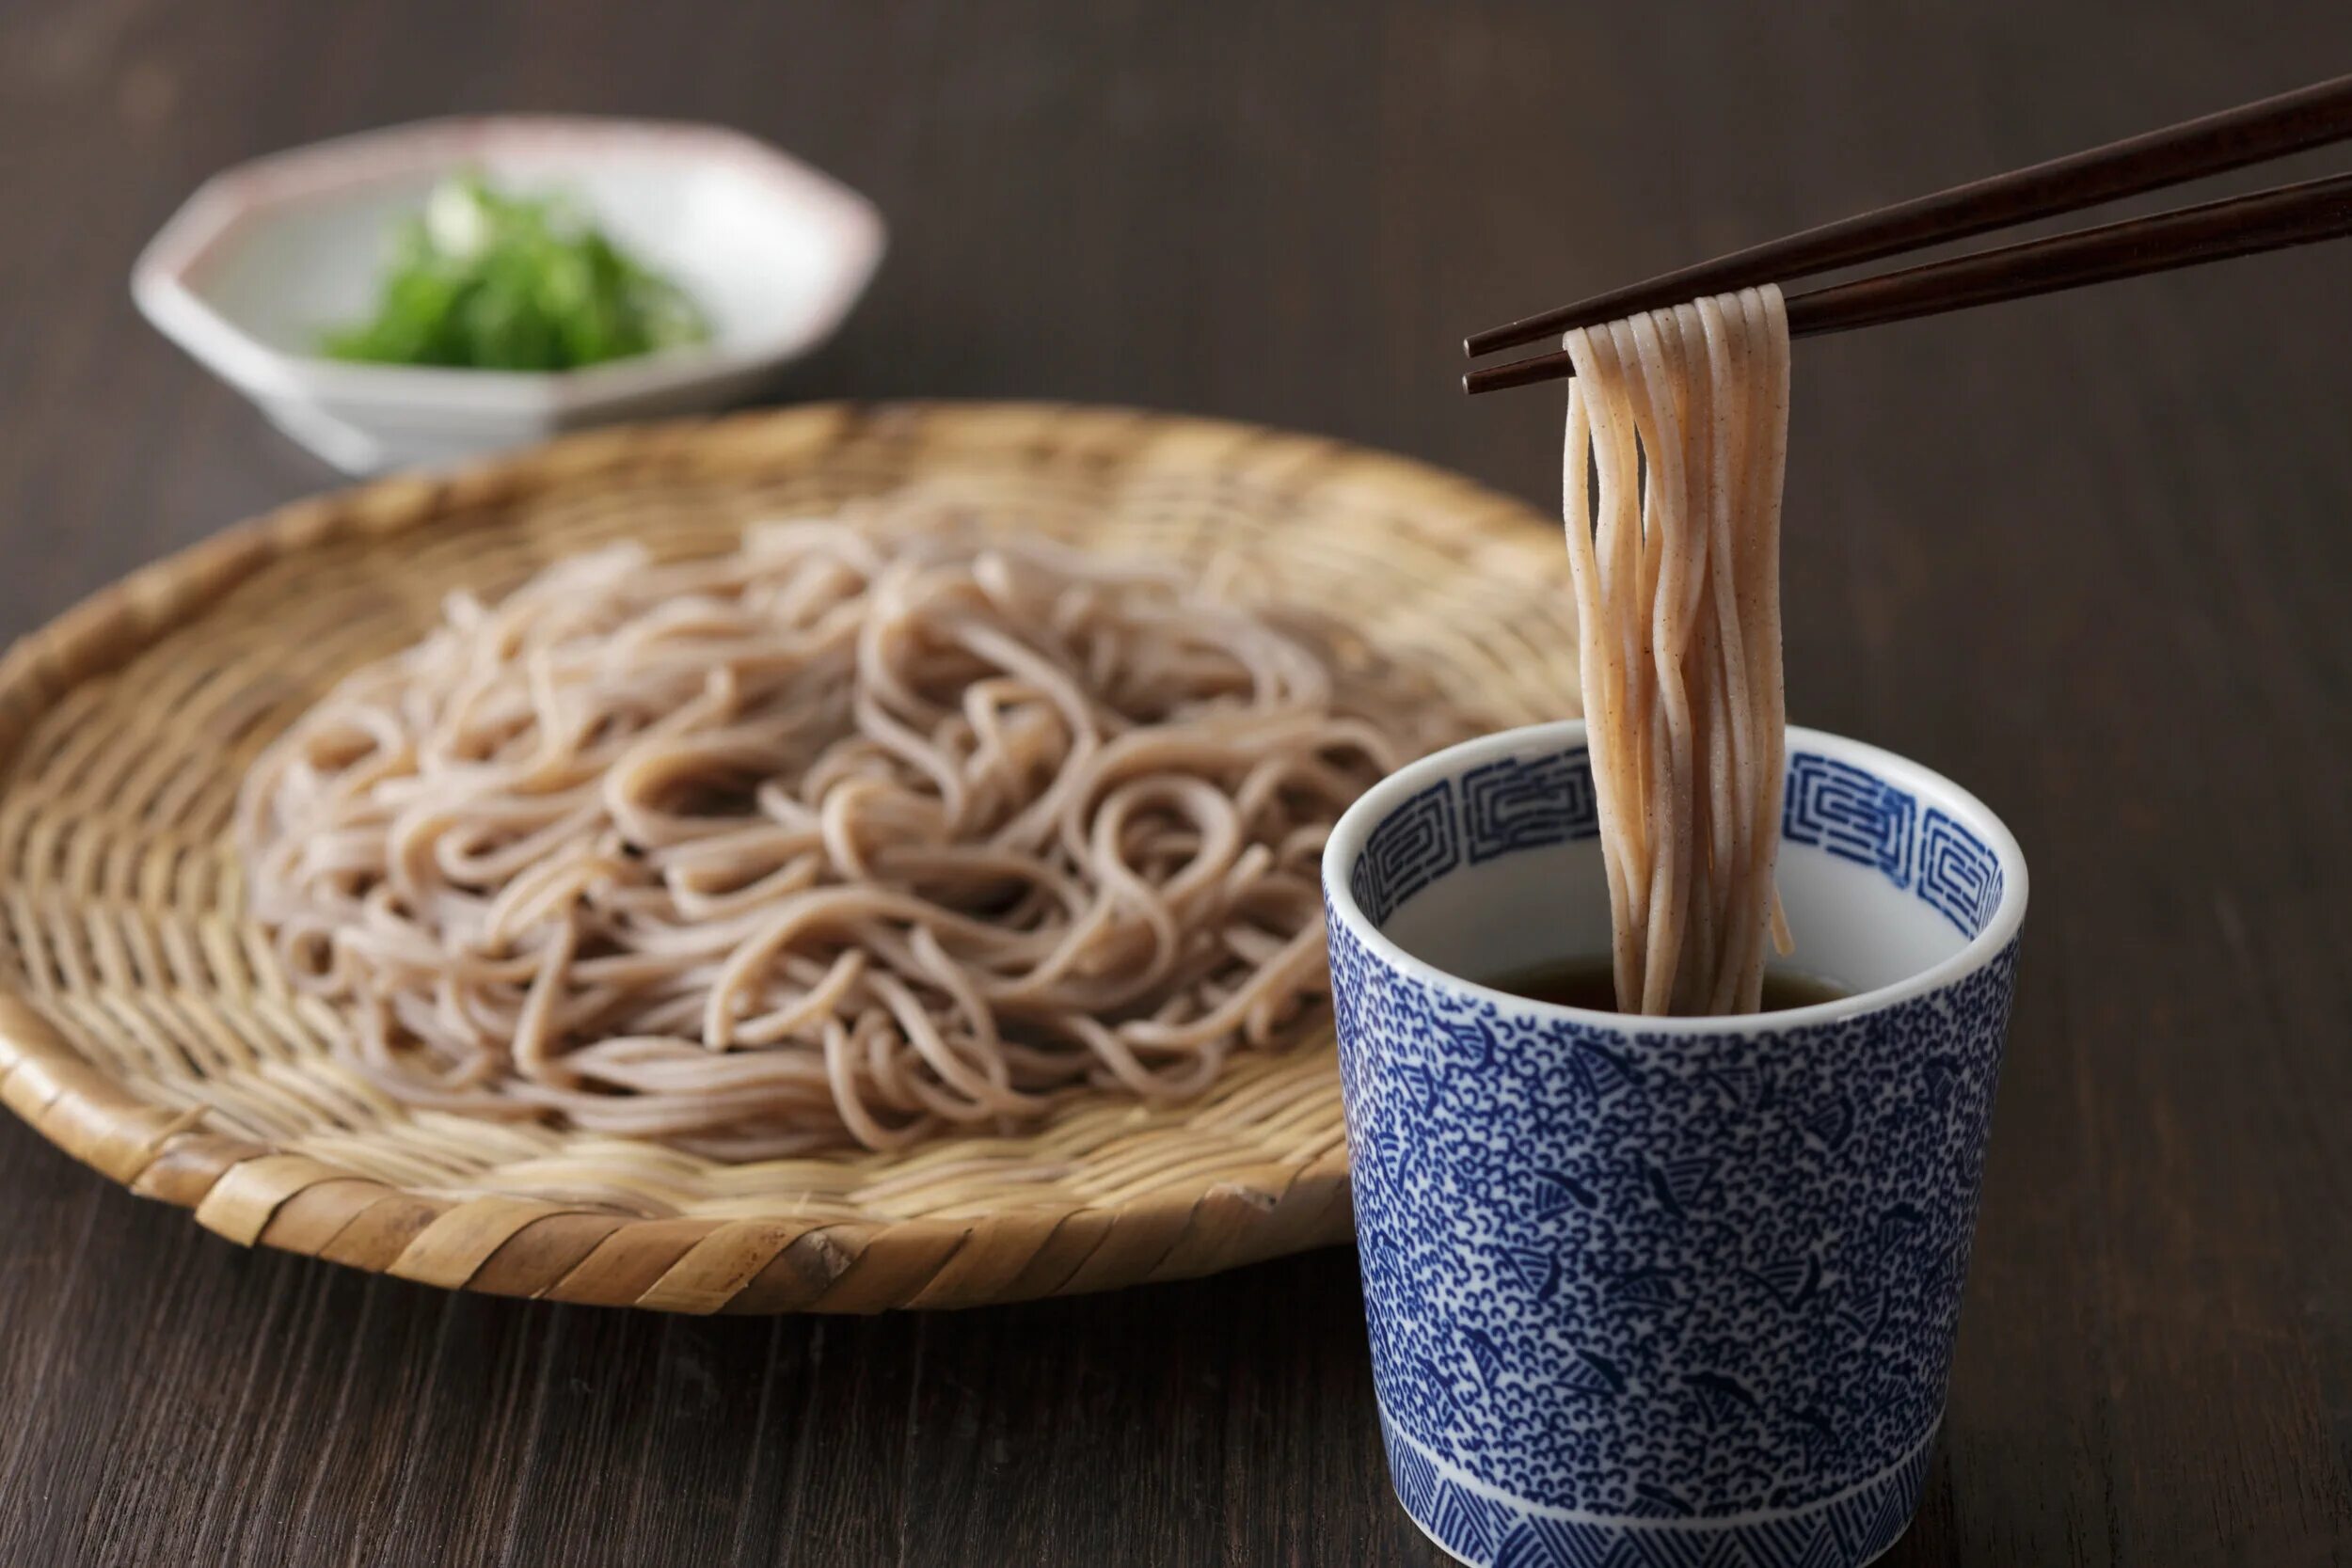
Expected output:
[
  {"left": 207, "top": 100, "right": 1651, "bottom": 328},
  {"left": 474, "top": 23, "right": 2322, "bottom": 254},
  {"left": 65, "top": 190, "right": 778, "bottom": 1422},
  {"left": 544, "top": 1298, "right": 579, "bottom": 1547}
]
[
  {"left": 1561, "top": 286, "right": 1793, "bottom": 1015},
  {"left": 239, "top": 505, "right": 1464, "bottom": 1157}
]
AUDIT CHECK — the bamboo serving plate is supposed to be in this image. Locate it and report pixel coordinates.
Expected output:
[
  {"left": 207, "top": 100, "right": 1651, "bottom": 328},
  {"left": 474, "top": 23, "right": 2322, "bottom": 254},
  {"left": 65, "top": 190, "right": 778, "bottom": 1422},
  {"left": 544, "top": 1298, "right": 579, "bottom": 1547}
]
[{"left": 0, "top": 403, "right": 1574, "bottom": 1312}]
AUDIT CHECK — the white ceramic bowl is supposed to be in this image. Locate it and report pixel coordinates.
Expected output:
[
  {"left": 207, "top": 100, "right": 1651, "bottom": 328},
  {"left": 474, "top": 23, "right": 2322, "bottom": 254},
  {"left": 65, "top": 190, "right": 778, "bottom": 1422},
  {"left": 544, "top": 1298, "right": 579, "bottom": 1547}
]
[{"left": 132, "top": 116, "right": 886, "bottom": 474}]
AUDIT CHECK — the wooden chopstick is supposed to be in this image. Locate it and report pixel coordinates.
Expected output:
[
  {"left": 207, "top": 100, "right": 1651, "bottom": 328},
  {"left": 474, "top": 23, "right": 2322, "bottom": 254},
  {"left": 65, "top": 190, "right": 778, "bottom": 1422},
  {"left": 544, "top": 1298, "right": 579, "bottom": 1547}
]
[
  {"left": 1463, "top": 72, "right": 2352, "bottom": 360},
  {"left": 1463, "top": 171, "right": 2352, "bottom": 396}
]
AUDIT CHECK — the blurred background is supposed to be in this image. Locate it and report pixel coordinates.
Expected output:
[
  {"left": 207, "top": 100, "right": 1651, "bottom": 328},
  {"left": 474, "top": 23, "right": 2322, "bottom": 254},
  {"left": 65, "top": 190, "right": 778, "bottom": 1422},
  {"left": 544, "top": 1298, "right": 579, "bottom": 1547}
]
[
  {"left": 8, "top": 0, "right": 2350, "bottom": 770},
  {"left": 3, "top": 3, "right": 2349, "bottom": 1563}
]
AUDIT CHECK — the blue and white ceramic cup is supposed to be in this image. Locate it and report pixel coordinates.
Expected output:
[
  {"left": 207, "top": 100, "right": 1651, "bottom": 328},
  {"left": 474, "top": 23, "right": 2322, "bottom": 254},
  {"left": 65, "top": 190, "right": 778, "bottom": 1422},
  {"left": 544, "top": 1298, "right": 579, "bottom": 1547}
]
[{"left": 1323, "top": 721, "right": 2027, "bottom": 1568}]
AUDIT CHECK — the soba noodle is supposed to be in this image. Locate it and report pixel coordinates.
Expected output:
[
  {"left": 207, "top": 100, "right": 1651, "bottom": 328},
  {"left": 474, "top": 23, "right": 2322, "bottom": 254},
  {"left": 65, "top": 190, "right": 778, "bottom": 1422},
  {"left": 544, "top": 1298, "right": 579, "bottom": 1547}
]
[
  {"left": 1560, "top": 285, "right": 1793, "bottom": 1015},
  {"left": 238, "top": 507, "right": 1463, "bottom": 1156}
]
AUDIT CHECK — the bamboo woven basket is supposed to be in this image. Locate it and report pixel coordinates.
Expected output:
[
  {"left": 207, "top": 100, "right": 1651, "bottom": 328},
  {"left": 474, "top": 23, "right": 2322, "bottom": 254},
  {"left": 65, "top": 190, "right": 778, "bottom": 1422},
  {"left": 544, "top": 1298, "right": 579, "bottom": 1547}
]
[{"left": 0, "top": 403, "right": 1575, "bottom": 1312}]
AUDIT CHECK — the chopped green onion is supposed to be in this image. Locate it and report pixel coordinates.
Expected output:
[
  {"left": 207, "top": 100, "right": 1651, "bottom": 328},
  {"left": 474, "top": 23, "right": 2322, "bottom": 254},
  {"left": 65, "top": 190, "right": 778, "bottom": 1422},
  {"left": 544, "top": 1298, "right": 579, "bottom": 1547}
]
[{"left": 323, "top": 173, "right": 710, "bottom": 372}]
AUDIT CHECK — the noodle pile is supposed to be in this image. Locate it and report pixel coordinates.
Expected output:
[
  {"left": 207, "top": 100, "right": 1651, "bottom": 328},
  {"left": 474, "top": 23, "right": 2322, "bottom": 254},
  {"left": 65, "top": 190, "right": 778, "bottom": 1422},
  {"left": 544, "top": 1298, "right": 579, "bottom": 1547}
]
[
  {"left": 239, "top": 511, "right": 1462, "bottom": 1157},
  {"left": 1560, "top": 285, "right": 1793, "bottom": 1015}
]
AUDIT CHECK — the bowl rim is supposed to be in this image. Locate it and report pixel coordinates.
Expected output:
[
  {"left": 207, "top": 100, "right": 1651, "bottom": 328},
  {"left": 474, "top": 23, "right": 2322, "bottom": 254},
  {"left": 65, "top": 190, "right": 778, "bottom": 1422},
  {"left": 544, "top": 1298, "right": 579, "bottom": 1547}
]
[
  {"left": 129, "top": 113, "right": 888, "bottom": 410},
  {"left": 1323, "top": 719, "right": 2030, "bottom": 1034}
]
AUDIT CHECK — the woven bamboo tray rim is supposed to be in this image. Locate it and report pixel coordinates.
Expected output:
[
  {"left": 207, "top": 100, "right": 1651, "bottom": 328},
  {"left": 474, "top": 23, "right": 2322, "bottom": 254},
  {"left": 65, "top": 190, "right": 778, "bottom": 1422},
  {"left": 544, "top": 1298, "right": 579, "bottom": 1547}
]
[{"left": 0, "top": 402, "right": 1575, "bottom": 1312}]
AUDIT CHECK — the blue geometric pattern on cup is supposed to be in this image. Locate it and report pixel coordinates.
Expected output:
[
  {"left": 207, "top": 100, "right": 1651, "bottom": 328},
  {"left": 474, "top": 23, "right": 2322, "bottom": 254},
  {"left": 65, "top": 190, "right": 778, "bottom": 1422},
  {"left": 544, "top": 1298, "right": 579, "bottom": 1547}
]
[
  {"left": 1915, "top": 808, "right": 2003, "bottom": 939},
  {"left": 1351, "top": 778, "right": 1459, "bottom": 925},
  {"left": 1327, "top": 743, "right": 2020, "bottom": 1568},
  {"left": 1463, "top": 747, "right": 1600, "bottom": 864},
  {"left": 1383, "top": 1408, "right": 1937, "bottom": 1568},
  {"left": 1782, "top": 754, "right": 1916, "bottom": 890},
  {"left": 1353, "top": 746, "right": 2006, "bottom": 943}
]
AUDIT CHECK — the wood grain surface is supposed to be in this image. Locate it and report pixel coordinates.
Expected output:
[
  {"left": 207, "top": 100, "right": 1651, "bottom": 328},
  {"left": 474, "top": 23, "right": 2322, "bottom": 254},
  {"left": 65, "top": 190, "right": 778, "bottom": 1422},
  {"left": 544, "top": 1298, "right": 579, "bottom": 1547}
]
[{"left": 2, "top": 1, "right": 2348, "bottom": 1563}]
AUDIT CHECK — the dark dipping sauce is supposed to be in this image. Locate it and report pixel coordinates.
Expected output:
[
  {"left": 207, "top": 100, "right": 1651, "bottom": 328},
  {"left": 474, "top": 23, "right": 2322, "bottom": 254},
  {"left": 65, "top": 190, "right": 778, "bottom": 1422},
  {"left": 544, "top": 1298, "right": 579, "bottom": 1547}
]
[{"left": 1482, "top": 956, "right": 1852, "bottom": 1014}]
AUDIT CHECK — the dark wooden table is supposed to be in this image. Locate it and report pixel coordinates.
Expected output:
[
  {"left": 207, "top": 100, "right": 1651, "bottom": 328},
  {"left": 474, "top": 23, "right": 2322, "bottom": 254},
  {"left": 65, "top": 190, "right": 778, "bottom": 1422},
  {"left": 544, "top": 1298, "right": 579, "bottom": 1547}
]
[{"left": 4, "top": 3, "right": 2350, "bottom": 1563}]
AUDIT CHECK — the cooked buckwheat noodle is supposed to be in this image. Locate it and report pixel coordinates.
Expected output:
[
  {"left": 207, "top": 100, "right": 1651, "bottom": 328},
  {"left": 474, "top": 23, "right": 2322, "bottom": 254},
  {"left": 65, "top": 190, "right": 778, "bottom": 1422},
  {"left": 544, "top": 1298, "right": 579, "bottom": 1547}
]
[
  {"left": 239, "top": 506, "right": 1464, "bottom": 1156},
  {"left": 1561, "top": 285, "right": 1793, "bottom": 1015}
]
